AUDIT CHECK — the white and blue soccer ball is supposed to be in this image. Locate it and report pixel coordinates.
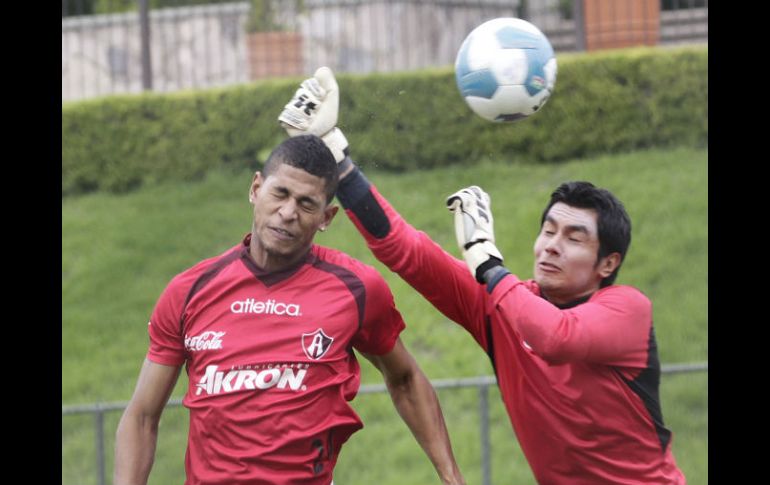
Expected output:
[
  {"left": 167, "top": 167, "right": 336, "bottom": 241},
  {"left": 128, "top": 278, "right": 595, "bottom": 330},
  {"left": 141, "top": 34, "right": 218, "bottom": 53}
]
[{"left": 455, "top": 17, "right": 557, "bottom": 122}]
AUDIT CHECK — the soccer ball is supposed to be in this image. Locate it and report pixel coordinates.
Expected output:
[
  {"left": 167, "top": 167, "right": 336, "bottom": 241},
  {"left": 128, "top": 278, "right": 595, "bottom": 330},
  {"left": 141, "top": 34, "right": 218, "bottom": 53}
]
[{"left": 455, "top": 17, "right": 557, "bottom": 122}]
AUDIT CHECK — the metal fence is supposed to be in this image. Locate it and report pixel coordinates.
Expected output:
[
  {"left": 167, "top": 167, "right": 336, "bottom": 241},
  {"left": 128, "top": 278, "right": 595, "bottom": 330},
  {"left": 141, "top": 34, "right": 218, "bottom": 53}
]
[
  {"left": 62, "top": 361, "right": 707, "bottom": 485},
  {"left": 61, "top": 0, "right": 708, "bottom": 102}
]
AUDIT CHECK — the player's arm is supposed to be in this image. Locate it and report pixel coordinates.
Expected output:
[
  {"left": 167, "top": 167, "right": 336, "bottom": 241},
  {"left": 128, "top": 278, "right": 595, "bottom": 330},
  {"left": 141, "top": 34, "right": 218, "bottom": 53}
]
[
  {"left": 362, "top": 338, "right": 465, "bottom": 485},
  {"left": 490, "top": 279, "right": 653, "bottom": 365},
  {"left": 114, "top": 359, "right": 181, "bottom": 485},
  {"left": 337, "top": 173, "right": 487, "bottom": 328},
  {"left": 449, "top": 185, "right": 652, "bottom": 365},
  {"left": 278, "top": 67, "right": 489, "bottom": 346}
]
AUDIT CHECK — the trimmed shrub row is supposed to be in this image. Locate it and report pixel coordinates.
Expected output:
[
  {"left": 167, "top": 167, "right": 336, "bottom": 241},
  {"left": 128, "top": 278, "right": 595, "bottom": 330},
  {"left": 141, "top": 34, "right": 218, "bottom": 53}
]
[{"left": 62, "top": 45, "right": 707, "bottom": 196}]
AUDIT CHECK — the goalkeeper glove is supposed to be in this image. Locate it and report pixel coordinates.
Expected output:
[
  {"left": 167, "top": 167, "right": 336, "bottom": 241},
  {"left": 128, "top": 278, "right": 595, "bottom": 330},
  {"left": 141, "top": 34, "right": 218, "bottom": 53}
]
[
  {"left": 446, "top": 186, "right": 504, "bottom": 283},
  {"left": 278, "top": 66, "right": 349, "bottom": 163}
]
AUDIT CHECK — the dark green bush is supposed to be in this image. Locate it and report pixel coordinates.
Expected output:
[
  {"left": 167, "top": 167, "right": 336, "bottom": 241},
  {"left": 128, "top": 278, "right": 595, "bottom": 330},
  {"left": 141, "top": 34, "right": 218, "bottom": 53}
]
[{"left": 62, "top": 45, "right": 707, "bottom": 196}]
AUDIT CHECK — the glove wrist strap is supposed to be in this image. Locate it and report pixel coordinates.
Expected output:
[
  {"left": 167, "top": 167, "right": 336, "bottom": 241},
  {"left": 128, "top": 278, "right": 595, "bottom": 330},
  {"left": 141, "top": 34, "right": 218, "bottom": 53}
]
[
  {"left": 322, "top": 128, "right": 349, "bottom": 163},
  {"left": 463, "top": 242, "right": 503, "bottom": 283},
  {"left": 337, "top": 156, "right": 353, "bottom": 175},
  {"left": 483, "top": 265, "right": 510, "bottom": 292}
]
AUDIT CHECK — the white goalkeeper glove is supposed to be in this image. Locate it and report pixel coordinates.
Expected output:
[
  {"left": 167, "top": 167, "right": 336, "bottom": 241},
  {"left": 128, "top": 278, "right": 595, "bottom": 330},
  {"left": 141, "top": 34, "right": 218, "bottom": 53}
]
[
  {"left": 446, "top": 186, "right": 504, "bottom": 283},
  {"left": 278, "top": 66, "right": 349, "bottom": 163}
]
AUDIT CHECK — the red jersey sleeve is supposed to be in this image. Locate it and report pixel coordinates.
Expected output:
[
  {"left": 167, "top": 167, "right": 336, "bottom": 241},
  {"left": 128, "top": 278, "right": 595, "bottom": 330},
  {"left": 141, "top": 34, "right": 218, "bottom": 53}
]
[
  {"left": 350, "top": 269, "right": 406, "bottom": 356},
  {"left": 146, "top": 274, "right": 189, "bottom": 367},
  {"left": 344, "top": 185, "right": 491, "bottom": 352},
  {"left": 491, "top": 275, "right": 653, "bottom": 367}
]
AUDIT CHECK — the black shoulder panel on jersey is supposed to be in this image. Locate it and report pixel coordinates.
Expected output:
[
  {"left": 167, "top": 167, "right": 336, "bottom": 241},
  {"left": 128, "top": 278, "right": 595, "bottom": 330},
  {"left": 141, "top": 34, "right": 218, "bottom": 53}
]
[
  {"left": 616, "top": 325, "right": 673, "bottom": 453},
  {"left": 179, "top": 247, "right": 242, "bottom": 334},
  {"left": 310, "top": 256, "right": 366, "bottom": 331},
  {"left": 336, "top": 166, "right": 391, "bottom": 239}
]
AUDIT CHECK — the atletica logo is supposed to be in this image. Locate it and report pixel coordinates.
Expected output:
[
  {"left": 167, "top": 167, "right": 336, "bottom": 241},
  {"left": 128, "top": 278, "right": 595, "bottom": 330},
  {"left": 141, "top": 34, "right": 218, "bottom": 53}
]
[
  {"left": 230, "top": 298, "right": 301, "bottom": 316},
  {"left": 185, "top": 331, "right": 225, "bottom": 352},
  {"left": 195, "top": 364, "right": 309, "bottom": 395}
]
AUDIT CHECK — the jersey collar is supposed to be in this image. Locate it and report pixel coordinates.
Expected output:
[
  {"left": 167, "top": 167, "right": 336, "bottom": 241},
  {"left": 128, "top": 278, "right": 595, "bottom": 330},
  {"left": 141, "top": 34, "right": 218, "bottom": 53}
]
[{"left": 239, "top": 233, "right": 313, "bottom": 287}]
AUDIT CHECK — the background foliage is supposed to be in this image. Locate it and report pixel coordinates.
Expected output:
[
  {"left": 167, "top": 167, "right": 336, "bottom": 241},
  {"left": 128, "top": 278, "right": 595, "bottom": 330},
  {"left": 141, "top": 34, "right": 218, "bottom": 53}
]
[{"left": 62, "top": 45, "right": 707, "bottom": 196}]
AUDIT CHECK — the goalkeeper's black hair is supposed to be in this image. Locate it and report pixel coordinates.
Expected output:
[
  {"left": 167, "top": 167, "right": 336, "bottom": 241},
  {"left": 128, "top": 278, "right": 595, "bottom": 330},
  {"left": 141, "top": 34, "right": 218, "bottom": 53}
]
[
  {"left": 540, "top": 181, "right": 631, "bottom": 287},
  {"left": 263, "top": 135, "right": 338, "bottom": 204}
]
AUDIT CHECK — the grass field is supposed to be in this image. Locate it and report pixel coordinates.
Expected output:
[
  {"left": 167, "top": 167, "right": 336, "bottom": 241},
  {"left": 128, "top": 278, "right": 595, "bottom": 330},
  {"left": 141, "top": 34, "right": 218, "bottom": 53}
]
[{"left": 62, "top": 146, "right": 707, "bottom": 484}]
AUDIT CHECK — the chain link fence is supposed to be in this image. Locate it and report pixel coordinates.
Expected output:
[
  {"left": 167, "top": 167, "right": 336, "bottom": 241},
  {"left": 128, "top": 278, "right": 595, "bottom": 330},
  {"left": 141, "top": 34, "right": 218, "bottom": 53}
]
[{"left": 62, "top": 362, "right": 707, "bottom": 485}]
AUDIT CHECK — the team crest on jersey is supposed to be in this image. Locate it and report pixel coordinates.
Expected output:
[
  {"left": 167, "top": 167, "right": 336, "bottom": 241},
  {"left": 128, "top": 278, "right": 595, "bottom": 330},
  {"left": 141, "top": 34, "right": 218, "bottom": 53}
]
[{"left": 302, "top": 328, "right": 334, "bottom": 360}]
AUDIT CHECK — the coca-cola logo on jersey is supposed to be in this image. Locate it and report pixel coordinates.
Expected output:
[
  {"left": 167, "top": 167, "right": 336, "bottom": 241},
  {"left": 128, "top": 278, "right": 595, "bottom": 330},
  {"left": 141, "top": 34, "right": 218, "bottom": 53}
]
[{"left": 185, "top": 331, "right": 226, "bottom": 352}]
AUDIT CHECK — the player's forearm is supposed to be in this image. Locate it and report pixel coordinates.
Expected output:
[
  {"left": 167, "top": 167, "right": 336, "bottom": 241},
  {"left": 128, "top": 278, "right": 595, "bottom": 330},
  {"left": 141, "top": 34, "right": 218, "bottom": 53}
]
[
  {"left": 336, "top": 160, "right": 391, "bottom": 239},
  {"left": 337, "top": 164, "right": 428, "bottom": 278},
  {"left": 114, "top": 410, "right": 159, "bottom": 485},
  {"left": 491, "top": 278, "right": 588, "bottom": 362},
  {"left": 387, "top": 370, "right": 465, "bottom": 485},
  {"left": 492, "top": 279, "right": 650, "bottom": 364},
  {"left": 337, "top": 164, "right": 451, "bottom": 282},
  {"left": 338, "top": 161, "right": 486, "bottom": 333}
]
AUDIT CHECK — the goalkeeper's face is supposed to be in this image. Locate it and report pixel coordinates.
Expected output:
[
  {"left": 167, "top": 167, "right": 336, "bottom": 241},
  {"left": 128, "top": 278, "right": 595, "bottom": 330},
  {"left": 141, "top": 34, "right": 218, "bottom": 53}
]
[
  {"left": 533, "top": 203, "right": 620, "bottom": 305},
  {"left": 248, "top": 164, "right": 338, "bottom": 271}
]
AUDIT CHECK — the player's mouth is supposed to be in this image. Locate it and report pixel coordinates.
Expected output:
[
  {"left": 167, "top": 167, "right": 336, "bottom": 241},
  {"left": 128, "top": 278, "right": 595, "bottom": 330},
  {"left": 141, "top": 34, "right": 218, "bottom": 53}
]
[
  {"left": 268, "top": 226, "right": 295, "bottom": 240},
  {"left": 537, "top": 261, "right": 561, "bottom": 273}
]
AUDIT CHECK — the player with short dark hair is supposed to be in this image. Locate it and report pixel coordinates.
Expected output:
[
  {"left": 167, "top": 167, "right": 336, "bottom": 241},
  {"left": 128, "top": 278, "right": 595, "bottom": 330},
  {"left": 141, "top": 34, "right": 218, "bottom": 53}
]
[
  {"left": 279, "top": 68, "right": 687, "bottom": 484},
  {"left": 114, "top": 134, "right": 465, "bottom": 485},
  {"left": 264, "top": 134, "right": 339, "bottom": 203},
  {"left": 540, "top": 180, "right": 631, "bottom": 287}
]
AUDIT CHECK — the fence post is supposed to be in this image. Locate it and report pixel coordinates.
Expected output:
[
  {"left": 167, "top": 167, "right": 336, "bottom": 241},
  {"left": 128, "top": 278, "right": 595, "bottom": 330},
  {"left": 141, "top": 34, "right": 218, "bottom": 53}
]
[
  {"left": 95, "top": 408, "right": 106, "bottom": 485},
  {"left": 138, "top": 0, "right": 153, "bottom": 91},
  {"left": 479, "top": 383, "right": 491, "bottom": 485},
  {"left": 517, "top": 0, "right": 529, "bottom": 20},
  {"left": 574, "top": 0, "right": 586, "bottom": 51}
]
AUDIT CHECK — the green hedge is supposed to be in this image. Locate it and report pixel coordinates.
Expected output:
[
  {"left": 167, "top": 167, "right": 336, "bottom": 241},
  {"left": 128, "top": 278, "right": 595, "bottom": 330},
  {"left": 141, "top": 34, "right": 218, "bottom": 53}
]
[{"left": 62, "top": 45, "right": 707, "bottom": 196}]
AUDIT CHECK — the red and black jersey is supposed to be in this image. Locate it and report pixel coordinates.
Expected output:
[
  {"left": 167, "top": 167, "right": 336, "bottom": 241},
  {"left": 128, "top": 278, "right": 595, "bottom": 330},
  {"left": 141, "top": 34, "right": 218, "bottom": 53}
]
[
  {"left": 338, "top": 174, "right": 686, "bottom": 485},
  {"left": 147, "top": 234, "right": 405, "bottom": 485}
]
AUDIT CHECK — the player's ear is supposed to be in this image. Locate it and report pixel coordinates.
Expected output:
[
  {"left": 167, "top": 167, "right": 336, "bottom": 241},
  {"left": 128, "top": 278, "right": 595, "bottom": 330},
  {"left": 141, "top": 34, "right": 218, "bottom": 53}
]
[
  {"left": 249, "top": 172, "right": 263, "bottom": 204},
  {"left": 597, "top": 252, "right": 621, "bottom": 279},
  {"left": 320, "top": 204, "right": 339, "bottom": 231}
]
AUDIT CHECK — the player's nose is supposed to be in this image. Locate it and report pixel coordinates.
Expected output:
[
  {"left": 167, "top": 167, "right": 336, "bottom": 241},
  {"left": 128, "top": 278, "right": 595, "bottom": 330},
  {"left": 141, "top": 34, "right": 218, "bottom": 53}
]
[{"left": 278, "top": 199, "right": 299, "bottom": 221}]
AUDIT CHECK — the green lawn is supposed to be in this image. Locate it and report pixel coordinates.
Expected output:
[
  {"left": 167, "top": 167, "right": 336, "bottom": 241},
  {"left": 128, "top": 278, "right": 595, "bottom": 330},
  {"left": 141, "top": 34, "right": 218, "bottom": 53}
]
[{"left": 62, "top": 146, "right": 707, "bottom": 484}]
